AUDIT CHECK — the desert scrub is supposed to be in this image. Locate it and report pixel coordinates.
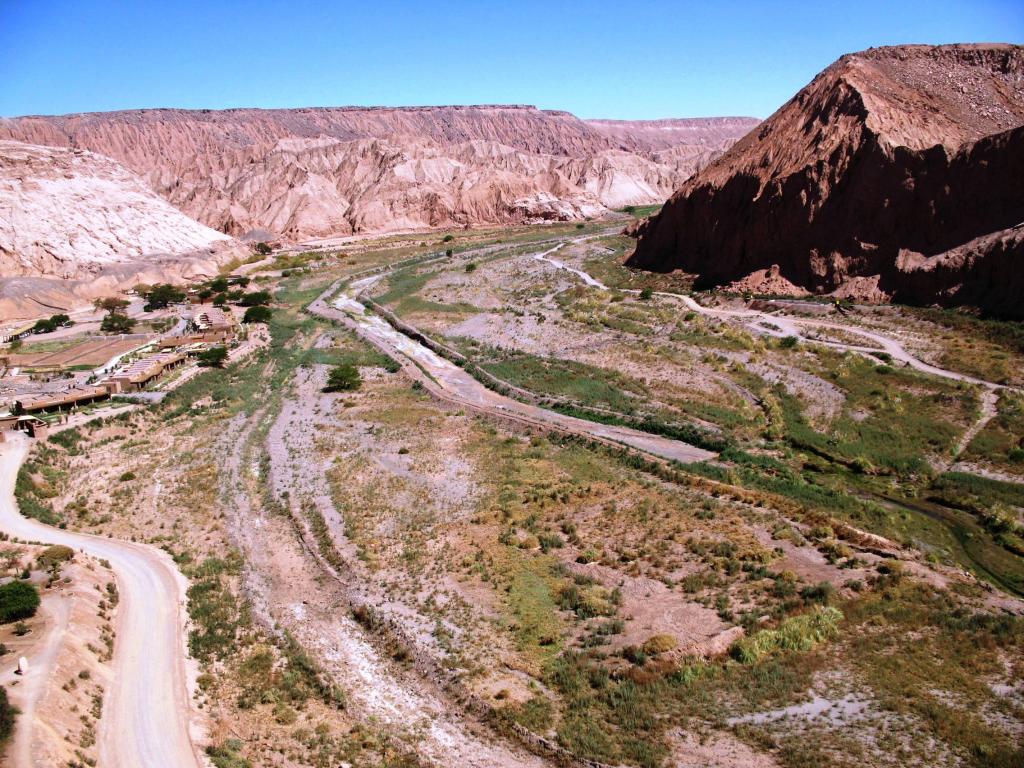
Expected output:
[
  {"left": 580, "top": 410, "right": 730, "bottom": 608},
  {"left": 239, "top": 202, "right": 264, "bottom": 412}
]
[
  {"left": 963, "top": 390, "right": 1024, "bottom": 468},
  {"left": 14, "top": 463, "right": 60, "bottom": 524},
  {"left": 842, "top": 582, "right": 1024, "bottom": 768},
  {"left": 730, "top": 605, "right": 843, "bottom": 663},
  {"left": 185, "top": 554, "right": 249, "bottom": 662}
]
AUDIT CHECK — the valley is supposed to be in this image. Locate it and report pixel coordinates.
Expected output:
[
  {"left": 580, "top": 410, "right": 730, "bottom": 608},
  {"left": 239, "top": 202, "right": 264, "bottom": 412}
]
[
  {"left": 0, "top": 17, "right": 1022, "bottom": 768},
  {"left": 3, "top": 217, "right": 1021, "bottom": 768}
]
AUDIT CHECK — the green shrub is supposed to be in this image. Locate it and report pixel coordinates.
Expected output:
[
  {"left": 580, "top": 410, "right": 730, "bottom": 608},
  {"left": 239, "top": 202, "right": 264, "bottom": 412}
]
[
  {"left": 730, "top": 606, "right": 842, "bottom": 663},
  {"left": 242, "top": 305, "right": 272, "bottom": 324},
  {"left": 0, "top": 581, "right": 40, "bottom": 623},
  {"left": 206, "top": 740, "right": 251, "bottom": 768},
  {"left": 101, "top": 312, "right": 136, "bottom": 333},
  {"left": 237, "top": 291, "right": 271, "bottom": 307},
  {"left": 0, "top": 686, "right": 16, "bottom": 744},
  {"left": 325, "top": 363, "right": 361, "bottom": 392},
  {"left": 37, "top": 545, "right": 75, "bottom": 570},
  {"left": 197, "top": 346, "right": 229, "bottom": 368}
]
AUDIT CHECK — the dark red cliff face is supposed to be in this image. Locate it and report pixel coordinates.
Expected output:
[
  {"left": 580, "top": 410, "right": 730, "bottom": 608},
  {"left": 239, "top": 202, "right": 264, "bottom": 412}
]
[{"left": 626, "top": 44, "right": 1024, "bottom": 318}]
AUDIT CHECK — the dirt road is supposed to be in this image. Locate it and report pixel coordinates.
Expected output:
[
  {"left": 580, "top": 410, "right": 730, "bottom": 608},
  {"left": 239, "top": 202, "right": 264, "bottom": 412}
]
[
  {"left": 530, "top": 243, "right": 1013, "bottom": 391},
  {"left": 310, "top": 278, "right": 714, "bottom": 465},
  {"left": 5, "top": 589, "right": 71, "bottom": 766},
  {"left": 0, "top": 433, "right": 200, "bottom": 768}
]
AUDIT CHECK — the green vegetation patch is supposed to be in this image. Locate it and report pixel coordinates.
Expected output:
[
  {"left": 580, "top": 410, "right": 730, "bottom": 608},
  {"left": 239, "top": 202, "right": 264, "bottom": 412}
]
[
  {"left": 730, "top": 606, "right": 843, "bottom": 663},
  {"left": 0, "top": 580, "right": 40, "bottom": 623}
]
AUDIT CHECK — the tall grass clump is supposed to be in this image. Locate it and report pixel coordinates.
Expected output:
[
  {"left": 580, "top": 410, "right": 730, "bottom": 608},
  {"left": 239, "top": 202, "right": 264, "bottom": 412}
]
[{"left": 731, "top": 606, "right": 842, "bottom": 664}]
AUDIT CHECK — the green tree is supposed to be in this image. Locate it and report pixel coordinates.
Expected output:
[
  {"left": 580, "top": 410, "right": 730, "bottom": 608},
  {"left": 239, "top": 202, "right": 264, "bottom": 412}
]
[
  {"left": 31, "top": 314, "right": 72, "bottom": 334},
  {"left": 143, "top": 283, "right": 186, "bottom": 310},
  {"left": 254, "top": 241, "right": 272, "bottom": 255},
  {"left": 101, "top": 312, "right": 136, "bottom": 334},
  {"left": 94, "top": 297, "right": 130, "bottom": 313},
  {"left": 639, "top": 287, "right": 654, "bottom": 300},
  {"left": 197, "top": 346, "right": 229, "bottom": 368},
  {"left": 0, "top": 580, "right": 40, "bottom": 623},
  {"left": 209, "top": 277, "right": 229, "bottom": 293},
  {"left": 237, "top": 291, "right": 271, "bottom": 307},
  {"left": 325, "top": 363, "right": 361, "bottom": 392},
  {"left": 242, "top": 306, "right": 272, "bottom": 324},
  {"left": 465, "top": 262, "right": 477, "bottom": 273}
]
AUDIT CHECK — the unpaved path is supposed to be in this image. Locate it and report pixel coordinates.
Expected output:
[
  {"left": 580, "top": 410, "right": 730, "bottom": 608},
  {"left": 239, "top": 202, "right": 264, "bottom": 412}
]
[
  {"left": 955, "top": 386, "right": 1000, "bottom": 458},
  {"left": 0, "top": 433, "right": 200, "bottom": 768},
  {"left": 310, "top": 276, "right": 714, "bottom": 465},
  {"left": 532, "top": 248, "right": 1013, "bottom": 391},
  {"left": 6, "top": 591, "right": 71, "bottom": 767}
]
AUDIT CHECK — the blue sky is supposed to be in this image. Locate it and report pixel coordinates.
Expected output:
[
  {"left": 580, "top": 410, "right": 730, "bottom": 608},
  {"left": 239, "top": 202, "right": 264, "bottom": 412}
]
[{"left": 1, "top": 1, "right": 1021, "bottom": 119}]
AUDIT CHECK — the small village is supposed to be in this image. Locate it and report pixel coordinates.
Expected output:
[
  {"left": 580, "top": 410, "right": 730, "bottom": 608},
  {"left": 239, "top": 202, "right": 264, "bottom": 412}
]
[{"left": 0, "top": 277, "right": 269, "bottom": 443}]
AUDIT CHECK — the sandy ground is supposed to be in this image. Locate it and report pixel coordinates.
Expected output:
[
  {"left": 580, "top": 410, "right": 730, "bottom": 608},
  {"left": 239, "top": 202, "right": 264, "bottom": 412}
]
[
  {"left": 217, "top": 364, "right": 554, "bottom": 768},
  {"left": 1, "top": 551, "right": 117, "bottom": 768},
  {"left": 316, "top": 281, "right": 714, "bottom": 464},
  {"left": 0, "top": 433, "right": 201, "bottom": 768}
]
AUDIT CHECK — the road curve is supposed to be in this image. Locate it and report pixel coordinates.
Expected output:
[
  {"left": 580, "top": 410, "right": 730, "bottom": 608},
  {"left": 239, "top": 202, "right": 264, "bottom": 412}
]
[
  {"left": 0, "top": 432, "right": 200, "bottom": 768},
  {"left": 530, "top": 243, "right": 1013, "bottom": 391},
  {"left": 309, "top": 277, "right": 714, "bottom": 465}
]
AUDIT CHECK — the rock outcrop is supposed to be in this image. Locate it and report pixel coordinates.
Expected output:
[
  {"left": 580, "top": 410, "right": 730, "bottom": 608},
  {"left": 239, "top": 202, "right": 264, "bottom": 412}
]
[
  {"left": 626, "top": 44, "right": 1024, "bottom": 317},
  {"left": 0, "top": 105, "right": 757, "bottom": 240},
  {"left": 0, "top": 140, "right": 244, "bottom": 318}
]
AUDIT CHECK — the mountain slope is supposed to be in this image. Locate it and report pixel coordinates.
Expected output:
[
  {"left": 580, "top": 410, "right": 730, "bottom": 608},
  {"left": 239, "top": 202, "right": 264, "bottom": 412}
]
[
  {"left": 0, "top": 106, "right": 757, "bottom": 240},
  {"left": 626, "top": 44, "right": 1024, "bottom": 317},
  {"left": 0, "top": 140, "right": 242, "bottom": 318}
]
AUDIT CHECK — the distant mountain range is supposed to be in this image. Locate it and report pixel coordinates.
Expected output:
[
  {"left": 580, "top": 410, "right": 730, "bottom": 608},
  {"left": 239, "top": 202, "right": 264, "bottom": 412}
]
[{"left": 0, "top": 106, "right": 758, "bottom": 318}]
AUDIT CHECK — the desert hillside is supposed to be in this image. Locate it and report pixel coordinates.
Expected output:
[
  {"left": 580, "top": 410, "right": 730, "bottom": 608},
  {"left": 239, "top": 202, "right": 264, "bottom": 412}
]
[
  {"left": 0, "top": 106, "right": 757, "bottom": 239},
  {"left": 0, "top": 140, "right": 243, "bottom": 318},
  {"left": 627, "top": 44, "right": 1024, "bottom": 317}
]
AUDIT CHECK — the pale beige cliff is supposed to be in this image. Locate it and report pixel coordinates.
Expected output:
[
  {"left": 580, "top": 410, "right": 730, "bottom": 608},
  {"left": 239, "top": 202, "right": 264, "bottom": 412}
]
[{"left": 0, "top": 140, "right": 244, "bottom": 319}]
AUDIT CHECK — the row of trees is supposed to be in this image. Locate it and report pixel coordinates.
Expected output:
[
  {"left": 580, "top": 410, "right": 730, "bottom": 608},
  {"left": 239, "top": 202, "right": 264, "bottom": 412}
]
[{"left": 31, "top": 313, "right": 73, "bottom": 334}]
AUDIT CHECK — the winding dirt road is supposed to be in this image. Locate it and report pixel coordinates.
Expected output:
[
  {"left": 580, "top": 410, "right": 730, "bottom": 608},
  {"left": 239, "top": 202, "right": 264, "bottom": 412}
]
[
  {"left": 310, "top": 275, "right": 714, "bottom": 465},
  {"left": 535, "top": 244, "right": 1012, "bottom": 391},
  {"left": 0, "top": 432, "right": 200, "bottom": 768}
]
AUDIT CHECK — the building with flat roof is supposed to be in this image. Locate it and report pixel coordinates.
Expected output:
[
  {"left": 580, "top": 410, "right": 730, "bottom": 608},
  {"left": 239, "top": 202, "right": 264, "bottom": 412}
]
[
  {"left": 15, "top": 384, "right": 110, "bottom": 414},
  {"left": 192, "top": 307, "right": 233, "bottom": 333},
  {"left": 102, "top": 350, "right": 188, "bottom": 392}
]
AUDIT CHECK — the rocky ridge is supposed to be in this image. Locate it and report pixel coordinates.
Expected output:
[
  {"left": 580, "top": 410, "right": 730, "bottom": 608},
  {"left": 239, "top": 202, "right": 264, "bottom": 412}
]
[
  {"left": 626, "top": 44, "right": 1024, "bottom": 317},
  {"left": 0, "top": 140, "right": 244, "bottom": 318},
  {"left": 0, "top": 105, "right": 758, "bottom": 239}
]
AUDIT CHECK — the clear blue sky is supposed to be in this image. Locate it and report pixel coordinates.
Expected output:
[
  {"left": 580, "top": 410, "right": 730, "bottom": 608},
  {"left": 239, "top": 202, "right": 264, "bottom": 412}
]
[{"left": 1, "top": 0, "right": 1021, "bottom": 119}]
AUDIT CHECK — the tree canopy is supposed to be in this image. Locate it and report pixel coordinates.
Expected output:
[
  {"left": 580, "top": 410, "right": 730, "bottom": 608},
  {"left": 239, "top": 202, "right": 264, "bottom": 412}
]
[
  {"left": 242, "top": 305, "right": 272, "bottom": 324},
  {"left": 325, "top": 363, "right": 361, "bottom": 392},
  {"left": 0, "top": 581, "right": 40, "bottom": 623},
  {"left": 197, "top": 346, "right": 229, "bottom": 368},
  {"left": 143, "top": 283, "right": 186, "bottom": 310}
]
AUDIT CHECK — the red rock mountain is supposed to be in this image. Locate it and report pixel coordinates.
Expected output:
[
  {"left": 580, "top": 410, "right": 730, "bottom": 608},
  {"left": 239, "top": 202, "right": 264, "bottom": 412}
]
[
  {"left": 626, "top": 44, "right": 1024, "bottom": 317},
  {"left": 0, "top": 105, "right": 757, "bottom": 240}
]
